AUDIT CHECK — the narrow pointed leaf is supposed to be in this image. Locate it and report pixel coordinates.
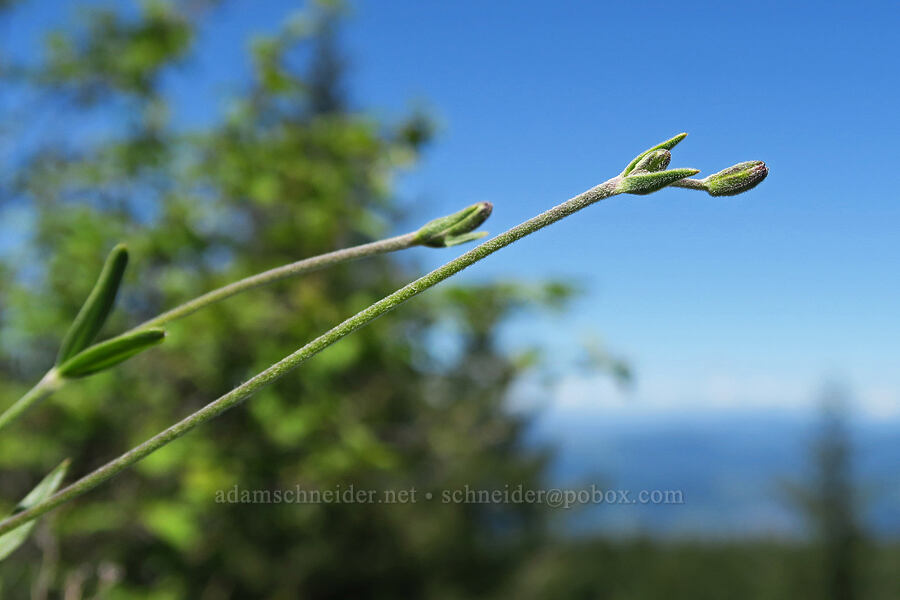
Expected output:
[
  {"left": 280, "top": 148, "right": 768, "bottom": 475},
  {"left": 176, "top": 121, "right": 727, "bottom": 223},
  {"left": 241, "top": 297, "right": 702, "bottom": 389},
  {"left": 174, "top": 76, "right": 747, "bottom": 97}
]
[
  {"left": 442, "top": 231, "right": 489, "bottom": 247},
  {"left": 621, "top": 133, "right": 688, "bottom": 176},
  {"left": 56, "top": 244, "right": 129, "bottom": 364},
  {"left": 57, "top": 329, "right": 166, "bottom": 379},
  {"left": 618, "top": 168, "right": 701, "bottom": 195},
  {"left": 0, "top": 459, "right": 70, "bottom": 561}
]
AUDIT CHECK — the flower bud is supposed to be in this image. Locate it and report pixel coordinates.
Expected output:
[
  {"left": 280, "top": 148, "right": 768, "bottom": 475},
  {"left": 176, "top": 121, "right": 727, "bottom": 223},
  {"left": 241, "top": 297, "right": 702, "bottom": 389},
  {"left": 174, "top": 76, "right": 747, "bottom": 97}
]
[
  {"left": 621, "top": 133, "right": 687, "bottom": 176},
  {"left": 617, "top": 168, "right": 700, "bottom": 195},
  {"left": 630, "top": 149, "right": 671, "bottom": 173},
  {"left": 414, "top": 202, "right": 493, "bottom": 248},
  {"left": 704, "top": 161, "right": 768, "bottom": 196}
]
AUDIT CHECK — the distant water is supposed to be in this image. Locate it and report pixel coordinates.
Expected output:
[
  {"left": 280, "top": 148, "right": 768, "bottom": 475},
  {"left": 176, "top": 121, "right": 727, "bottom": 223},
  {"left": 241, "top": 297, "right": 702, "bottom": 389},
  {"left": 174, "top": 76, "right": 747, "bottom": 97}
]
[{"left": 526, "top": 410, "right": 900, "bottom": 539}]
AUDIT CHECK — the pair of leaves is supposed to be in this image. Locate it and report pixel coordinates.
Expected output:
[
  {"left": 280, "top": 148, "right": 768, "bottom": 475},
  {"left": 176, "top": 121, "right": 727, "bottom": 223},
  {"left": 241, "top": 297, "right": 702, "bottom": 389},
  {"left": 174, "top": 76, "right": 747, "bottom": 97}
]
[
  {"left": 56, "top": 244, "right": 129, "bottom": 364},
  {"left": 54, "top": 244, "right": 165, "bottom": 379},
  {"left": 0, "top": 245, "right": 166, "bottom": 560},
  {"left": 617, "top": 133, "right": 700, "bottom": 195},
  {"left": 0, "top": 460, "right": 69, "bottom": 561},
  {"left": 0, "top": 244, "right": 167, "bottom": 560}
]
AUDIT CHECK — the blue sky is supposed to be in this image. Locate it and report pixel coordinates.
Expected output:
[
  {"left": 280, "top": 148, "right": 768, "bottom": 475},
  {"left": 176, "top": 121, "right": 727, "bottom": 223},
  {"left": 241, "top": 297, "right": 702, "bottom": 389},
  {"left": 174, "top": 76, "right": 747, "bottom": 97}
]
[
  {"left": 5, "top": 0, "right": 900, "bottom": 421},
  {"left": 345, "top": 0, "right": 900, "bottom": 422}
]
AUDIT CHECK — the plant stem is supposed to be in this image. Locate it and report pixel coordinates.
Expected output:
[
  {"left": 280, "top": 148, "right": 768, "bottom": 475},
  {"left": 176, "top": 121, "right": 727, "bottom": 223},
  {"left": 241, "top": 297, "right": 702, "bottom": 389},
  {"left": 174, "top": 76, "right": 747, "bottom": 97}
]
[
  {"left": 0, "top": 175, "right": 624, "bottom": 535},
  {"left": 670, "top": 178, "right": 707, "bottom": 191},
  {"left": 0, "top": 371, "right": 60, "bottom": 433},
  {"left": 0, "top": 232, "right": 419, "bottom": 432},
  {"left": 136, "top": 232, "right": 420, "bottom": 330}
]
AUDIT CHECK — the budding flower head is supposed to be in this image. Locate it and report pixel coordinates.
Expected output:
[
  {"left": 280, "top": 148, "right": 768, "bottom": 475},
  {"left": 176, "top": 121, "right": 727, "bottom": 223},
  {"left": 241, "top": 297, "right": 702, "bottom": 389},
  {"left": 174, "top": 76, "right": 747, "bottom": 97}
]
[
  {"left": 703, "top": 161, "right": 768, "bottom": 196},
  {"left": 630, "top": 149, "right": 671, "bottom": 173},
  {"left": 414, "top": 202, "right": 493, "bottom": 248},
  {"left": 621, "top": 133, "right": 687, "bottom": 176}
]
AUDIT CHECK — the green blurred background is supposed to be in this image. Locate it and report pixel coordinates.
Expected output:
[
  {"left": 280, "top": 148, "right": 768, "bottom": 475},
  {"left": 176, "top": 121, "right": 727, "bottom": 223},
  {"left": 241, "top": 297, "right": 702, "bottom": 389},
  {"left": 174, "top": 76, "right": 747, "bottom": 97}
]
[{"left": 0, "top": 1, "right": 898, "bottom": 598}]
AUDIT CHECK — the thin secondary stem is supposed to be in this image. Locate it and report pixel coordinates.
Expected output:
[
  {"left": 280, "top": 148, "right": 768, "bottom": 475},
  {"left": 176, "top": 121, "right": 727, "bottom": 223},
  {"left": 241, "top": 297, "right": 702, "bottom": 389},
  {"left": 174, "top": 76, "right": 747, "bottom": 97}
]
[
  {"left": 0, "top": 232, "right": 419, "bottom": 432},
  {"left": 670, "top": 178, "right": 707, "bottom": 191},
  {"left": 0, "top": 175, "right": 623, "bottom": 536},
  {"left": 136, "top": 231, "right": 419, "bottom": 330},
  {"left": 0, "top": 371, "right": 60, "bottom": 433}
]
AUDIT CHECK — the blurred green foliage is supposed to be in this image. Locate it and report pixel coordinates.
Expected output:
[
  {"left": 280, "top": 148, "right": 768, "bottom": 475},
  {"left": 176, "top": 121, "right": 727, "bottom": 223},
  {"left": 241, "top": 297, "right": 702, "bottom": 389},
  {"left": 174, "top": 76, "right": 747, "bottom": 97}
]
[
  {"left": 0, "top": 2, "right": 557, "bottom": 597},
  {"left": 1, "top": 2, "right": 898, "bottom": 599}
]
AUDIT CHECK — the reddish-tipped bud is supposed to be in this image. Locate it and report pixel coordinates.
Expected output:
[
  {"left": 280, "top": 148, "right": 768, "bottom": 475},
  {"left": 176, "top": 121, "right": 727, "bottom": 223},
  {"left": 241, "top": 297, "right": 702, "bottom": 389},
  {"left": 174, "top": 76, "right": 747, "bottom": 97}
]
[{"left": 704, "top": 161, "right": 768, "bottom": 196}]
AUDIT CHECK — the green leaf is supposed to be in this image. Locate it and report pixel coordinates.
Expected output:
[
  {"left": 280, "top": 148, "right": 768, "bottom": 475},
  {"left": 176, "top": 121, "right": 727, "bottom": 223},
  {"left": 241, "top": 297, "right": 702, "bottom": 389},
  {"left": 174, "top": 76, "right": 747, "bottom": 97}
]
[
  {"left": 57, "top": 329, "right": 166, "bottom": 378},
  {"left": 620, "top": 133, "right": 688, "bottom": 176},
  {"left": 0, "top": 459, "right": 70, "bottom": 561},
  {"left": 442, "top": 231, "right": 489, "bottom": 247},
  {"left": 618, "top": 168, "right": 700, "bottom": 195},
  {"left": 56, "top": 243, "right": 129, "bottom": 364}
]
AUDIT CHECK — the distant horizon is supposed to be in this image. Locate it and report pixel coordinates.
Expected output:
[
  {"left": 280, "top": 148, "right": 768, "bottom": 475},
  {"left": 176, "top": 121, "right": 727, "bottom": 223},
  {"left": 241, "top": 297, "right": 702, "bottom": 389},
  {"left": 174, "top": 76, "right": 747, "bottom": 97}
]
[
  {"left": 528, "top": 407, "right": 900, "bottom": 540},
  {"left": 510, "top": 371, "right": 900, "bottom": 425}
]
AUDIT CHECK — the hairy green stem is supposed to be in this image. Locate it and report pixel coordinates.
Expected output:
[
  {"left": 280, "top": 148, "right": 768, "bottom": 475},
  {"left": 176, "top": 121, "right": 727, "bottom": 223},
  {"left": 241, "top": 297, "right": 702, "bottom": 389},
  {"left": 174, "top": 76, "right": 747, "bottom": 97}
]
[
  {"left": 136, "top": 232, "right": 419, "bottom": 330},
  {"left": 0, "top": 175, "right": 624, "bottom": 535},
  {"left": 0, "top": 232, "right": 419, "bottom": 432},
  {"left": 0, "top": 371, "right": 61, "bottom": 432},
  {"left": 670, "top": 178, "right": 707, "bottom": 191}
]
